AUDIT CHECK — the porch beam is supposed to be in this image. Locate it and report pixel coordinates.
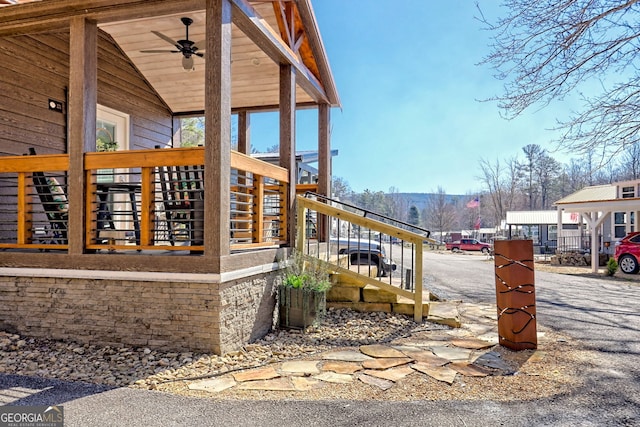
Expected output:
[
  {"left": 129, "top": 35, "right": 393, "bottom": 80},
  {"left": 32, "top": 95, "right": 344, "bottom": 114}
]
[
  {"left": 68, "top": 17, "right": 97, "bottom": 255},
  {"left": 204, "top": 0, "right": 233, "bottom": 266},
  {"left": 230, "top": 0, "right": 328, "bottom": 104},
  {"left": 280, "top": 63, "right": 296, "bottom": 246},
  {"left": 0, "top": 0, "right": 206, "bottom": 36}
]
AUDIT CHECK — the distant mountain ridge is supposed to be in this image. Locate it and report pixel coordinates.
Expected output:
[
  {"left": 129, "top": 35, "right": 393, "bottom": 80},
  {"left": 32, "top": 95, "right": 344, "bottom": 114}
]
[{"left": 392, "top": 192, "right": 468, "bottom": 211}]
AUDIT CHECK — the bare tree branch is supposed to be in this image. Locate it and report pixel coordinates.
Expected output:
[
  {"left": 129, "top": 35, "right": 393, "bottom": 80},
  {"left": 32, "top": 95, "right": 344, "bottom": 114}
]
[{"left": 479, "top": 0, "right": 640, "bottom": 157}]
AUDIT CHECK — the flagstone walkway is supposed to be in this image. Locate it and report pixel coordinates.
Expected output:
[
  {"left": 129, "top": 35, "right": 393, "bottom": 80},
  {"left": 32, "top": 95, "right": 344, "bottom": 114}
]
[{"left": 184, "top": 303, "right": 546, "bottom": 395}]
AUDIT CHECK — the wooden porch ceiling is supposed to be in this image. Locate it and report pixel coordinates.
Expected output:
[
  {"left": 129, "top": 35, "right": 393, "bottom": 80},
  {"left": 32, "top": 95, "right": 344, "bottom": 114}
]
[
  {"left": 100, "top": 4, "right": 295, "bottom": 113},
  {"left": 1, "top": 0, "right": 339, "bottom": 114}
]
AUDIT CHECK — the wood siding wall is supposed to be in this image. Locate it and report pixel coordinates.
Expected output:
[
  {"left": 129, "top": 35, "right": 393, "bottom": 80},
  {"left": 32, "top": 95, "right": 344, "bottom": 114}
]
[{"left": 0, "top": 29, "right": 173, "bottom": 157}]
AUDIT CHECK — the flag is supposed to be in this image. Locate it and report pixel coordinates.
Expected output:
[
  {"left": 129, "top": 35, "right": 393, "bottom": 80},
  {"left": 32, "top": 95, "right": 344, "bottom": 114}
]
[
  {"left": 466, "top": 197, "right": 479, "bottom": 208},
  {"left": 474, "top": 217, "right": 481, "bottom": 230}
]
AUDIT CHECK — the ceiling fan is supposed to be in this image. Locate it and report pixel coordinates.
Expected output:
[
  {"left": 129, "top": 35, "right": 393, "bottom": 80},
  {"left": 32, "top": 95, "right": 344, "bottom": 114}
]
[{"left": 140, "top": 17, "right": 204, "bottom": 71}]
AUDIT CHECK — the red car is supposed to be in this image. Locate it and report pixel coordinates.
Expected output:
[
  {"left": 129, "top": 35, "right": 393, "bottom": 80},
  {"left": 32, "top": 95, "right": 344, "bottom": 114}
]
[{"left": 614, "top": 232, "right": 640, "bottom": 274}]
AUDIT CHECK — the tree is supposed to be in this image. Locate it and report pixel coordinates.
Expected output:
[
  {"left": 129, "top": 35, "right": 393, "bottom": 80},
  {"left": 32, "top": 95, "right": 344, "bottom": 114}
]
[
  {"left": 331, "top": 176, "right": 352, "bottom": 201},
  {"left": 480, "top": 1, "right": 640, "bottom": 160},
  {"left": 536, "top": 153, "right": 561, "bottom": 209},
  {"left": 617, "top": 142, "right": 640, "bottom": 181},
  {"left": 180, "top": 117, "right": 205, "bottom": 147},
  {"left": 407, "top": 205, "right": 420, "bottom": 226},
  {"left": 478, "top": 157, "right": 519, "bottom": 225},
  {"left": 519, "top": 144, "right": 545, "bottom": 209},
  {"left": 386, "top": 186, "right": 409, "bottom": 222},
  {"left": 424, "top": 187, "right": 456, "bottom": 241}
]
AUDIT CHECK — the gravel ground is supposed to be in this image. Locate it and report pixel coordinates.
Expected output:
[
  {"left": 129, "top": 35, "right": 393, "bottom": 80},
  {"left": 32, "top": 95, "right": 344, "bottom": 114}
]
[{"left": 0, "top": 306, "right": 591, "bottom": 402}]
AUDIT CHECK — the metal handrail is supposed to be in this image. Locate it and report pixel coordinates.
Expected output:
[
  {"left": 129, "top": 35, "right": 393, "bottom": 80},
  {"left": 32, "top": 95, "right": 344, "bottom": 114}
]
[{"left": 303, "top": 191, "right": 431, "bottom": 238}]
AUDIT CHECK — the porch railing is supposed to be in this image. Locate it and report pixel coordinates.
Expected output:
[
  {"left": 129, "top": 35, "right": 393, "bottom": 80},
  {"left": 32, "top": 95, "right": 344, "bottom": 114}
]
[
  {"left": 296, "top": 193, "right": 432, "bottom": 322},
  {"left": 0, "top": 147, "right": 288, "bottom": 252}
]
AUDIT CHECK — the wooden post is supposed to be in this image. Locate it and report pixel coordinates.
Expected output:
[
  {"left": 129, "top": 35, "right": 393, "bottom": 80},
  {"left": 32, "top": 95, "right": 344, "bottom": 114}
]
[
  {"left": 493, "top": 240, "right": 537, "bottom": 350},
  {"left": 414, "top": 240, "right": 423, "bottom": 322},
  {"left": 204, "top": 0, "right": 233, "bottom": 267},
  {"left": 252, "top": 175, "right": 264, "bottom": 243},
  {"left": 237, "top": 111, "right": 250, "bottom": 154},
  {"left": 16, "top": 172, "right": 31, "bottom": 244},
  {"left": 280, "top": 63, "right": 296, "bottom": 247},
  {"left": 68, "top": 17, "right": 97, "bottom": 254},
  {"left": 317, "top": 103, "right": 330, "bottom": 242}
]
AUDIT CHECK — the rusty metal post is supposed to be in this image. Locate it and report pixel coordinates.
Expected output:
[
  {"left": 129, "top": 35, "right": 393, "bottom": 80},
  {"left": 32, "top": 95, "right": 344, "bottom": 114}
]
[{"left": 493, "top": 240, "right": 537, "bottom": 350}]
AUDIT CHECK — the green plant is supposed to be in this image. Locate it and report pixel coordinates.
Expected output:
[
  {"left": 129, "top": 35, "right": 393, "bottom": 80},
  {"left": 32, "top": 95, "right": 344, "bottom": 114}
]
[
  {"left": 282, "top": 251, "right": 331, "bottom": 292},
  {"left": 606, "top": 257, "right": 618, "bottom": 276}
]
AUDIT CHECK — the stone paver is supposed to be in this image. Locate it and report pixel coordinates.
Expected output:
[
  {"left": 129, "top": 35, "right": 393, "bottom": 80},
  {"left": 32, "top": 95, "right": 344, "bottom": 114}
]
[
  {"left": 232, "top": 366, "right": 279, "bottom": 382},
  {"left": 411, "top": 363, "right": 458, "bottom": 384},
  {"left": 363, "top": 366, "right": 415, "bottom": 382},
  {"left": 322, "top": 350, "right": 373, "bottom": 362},
  {"left": 321, "top": 360, "right": 363, "bottom": 374},
  {"left": 430, "top": 346, "right": 474, "bottom": 361},
  {"left": 281, "top": 360, "right": 320, "bottom": 375},
  {"left": 362, "top": 357, "right": 412, "bottom": 370},
  {"left": 395, "top": 347, "right": 449, "bottom": 366},
  {"left": 359, "top": 344, "right": 406, "bottom": 358},
  {"left": 314, "top": 372, "right": 353, "bottom": 384},
  {"left": 449, "top": 361, "right": 493, "bottom": 377},
  {"left": 450, "top": 337, "right": 494, "bottom": 350},
  {"left": 356, "top": 373, "right": 394, "bottom": 390},
  {"left": 471, "top": 351, "right": 512, "bottom": 371}
]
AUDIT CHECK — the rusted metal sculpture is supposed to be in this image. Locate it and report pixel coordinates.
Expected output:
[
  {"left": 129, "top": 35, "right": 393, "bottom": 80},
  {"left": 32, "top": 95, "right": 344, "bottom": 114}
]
[{"left": 493, "top": 240, "right": 537, "bottom": 350}]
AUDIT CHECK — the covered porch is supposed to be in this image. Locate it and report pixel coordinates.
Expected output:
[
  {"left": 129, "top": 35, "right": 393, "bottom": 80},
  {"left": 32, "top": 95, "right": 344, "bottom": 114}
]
[
  {"left": 0, "top": 0, "right": 339, "bottom": 274},
  {"left": 0, "top": 0, "right": 339, "bottom": 353}
]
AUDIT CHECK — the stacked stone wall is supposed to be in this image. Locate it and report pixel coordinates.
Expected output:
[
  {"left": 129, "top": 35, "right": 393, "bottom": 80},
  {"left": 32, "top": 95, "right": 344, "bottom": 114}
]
[
  {"left": 218, "top": 271, "right": 280, "bottom": 354},
  {"left": 0, "top": 269, "right": 280, "bottom": 354}
]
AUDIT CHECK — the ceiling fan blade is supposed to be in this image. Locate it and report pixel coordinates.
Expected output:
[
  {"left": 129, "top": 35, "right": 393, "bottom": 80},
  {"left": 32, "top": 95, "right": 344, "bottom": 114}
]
[
  {"left": 140, "top": 49, "right": 180, "bottom": 54},
  {"left": 182, "top": 56, "right": 194, "bottom": 70},
  {"left": 151, "top": 30, "right": 181, "bottom": 48},
  {"left": 195, "top": 52, "right": 205, "bottom": 58}
]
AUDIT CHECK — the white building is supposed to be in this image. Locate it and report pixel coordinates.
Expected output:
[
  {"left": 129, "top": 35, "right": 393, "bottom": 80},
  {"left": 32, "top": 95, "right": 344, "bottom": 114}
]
[{"left": 555, "top": 179, "right": 640, "bottom": 272}]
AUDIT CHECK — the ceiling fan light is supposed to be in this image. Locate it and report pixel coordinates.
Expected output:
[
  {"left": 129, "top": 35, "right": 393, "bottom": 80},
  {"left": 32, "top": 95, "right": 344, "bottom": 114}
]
[{"left": 182, "top": 55, "right": 195, "bottom": 71}]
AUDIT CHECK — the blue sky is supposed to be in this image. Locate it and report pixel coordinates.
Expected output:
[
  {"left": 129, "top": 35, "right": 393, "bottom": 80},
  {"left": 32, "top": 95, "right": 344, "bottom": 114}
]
[{"left": 248, "top": 1, "right": 576, "bottom": 195}]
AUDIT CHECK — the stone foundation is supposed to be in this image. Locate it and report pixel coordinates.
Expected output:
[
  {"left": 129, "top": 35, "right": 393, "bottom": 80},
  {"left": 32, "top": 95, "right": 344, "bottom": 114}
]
[{"left": 0, "top": 267, "right": 281, "bottom": 354}]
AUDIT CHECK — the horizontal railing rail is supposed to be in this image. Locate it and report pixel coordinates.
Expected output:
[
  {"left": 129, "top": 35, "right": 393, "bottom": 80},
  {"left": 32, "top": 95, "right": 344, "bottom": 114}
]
[
  {"left": 296, "top": 193, "right": 432, "bottom": 322},
  {"left": 0, "top": 147, "right": 288, "bottom": 253}
]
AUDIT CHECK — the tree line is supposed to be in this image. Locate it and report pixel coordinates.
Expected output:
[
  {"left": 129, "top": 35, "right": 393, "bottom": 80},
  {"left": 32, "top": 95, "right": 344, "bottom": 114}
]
[{"left": 332, "top": 141, "right": 640, "bottom": 239}]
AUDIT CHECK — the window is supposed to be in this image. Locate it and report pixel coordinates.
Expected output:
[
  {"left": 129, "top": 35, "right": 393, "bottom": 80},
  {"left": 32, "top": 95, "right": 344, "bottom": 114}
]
[
  {"left": 615, "top": 212, "right": 627, "bottom": 238},
  {"left": 621, "top": 186, "right": 635, "bottom": 199},
  {"left": 547, "top": 224, "right": 557, "bottom": 241}
]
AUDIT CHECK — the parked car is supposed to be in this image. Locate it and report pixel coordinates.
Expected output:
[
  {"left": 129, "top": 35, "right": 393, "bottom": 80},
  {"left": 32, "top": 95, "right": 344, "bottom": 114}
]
[
  {"left": 445, "top": 238, "right": 492, "bottom": 254},
  {"left": 331, "top": 238, "right": 396, "bottom": 277},
  {"left": 614, "top": 232, "right": 640, "bottom": 274}
]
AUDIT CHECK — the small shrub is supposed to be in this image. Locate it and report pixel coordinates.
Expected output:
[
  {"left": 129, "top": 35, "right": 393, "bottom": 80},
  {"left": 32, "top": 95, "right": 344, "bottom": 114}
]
[
  {"left": 606, "top": 257, "right": 618, "bottom": 276},
  {"left": 282, "top": 250, "right": 331, "bottom": 292}
]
